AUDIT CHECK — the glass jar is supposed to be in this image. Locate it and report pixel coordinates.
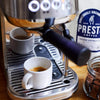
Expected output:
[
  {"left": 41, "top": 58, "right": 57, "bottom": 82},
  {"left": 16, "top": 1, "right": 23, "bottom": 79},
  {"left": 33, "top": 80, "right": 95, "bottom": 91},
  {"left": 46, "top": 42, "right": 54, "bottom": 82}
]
[{"left": 83, "top": 56, "right": 100, "bottom": 100}]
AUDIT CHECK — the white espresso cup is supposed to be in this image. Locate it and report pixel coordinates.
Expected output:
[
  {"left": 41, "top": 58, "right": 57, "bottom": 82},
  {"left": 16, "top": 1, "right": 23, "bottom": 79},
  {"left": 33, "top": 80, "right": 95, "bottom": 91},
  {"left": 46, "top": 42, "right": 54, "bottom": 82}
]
[
  {"left": 10, "top": 27, "right": 34, "bottom": 55},
  {"left": 22, "top": 57, "right": 52, "bottom": 89}
]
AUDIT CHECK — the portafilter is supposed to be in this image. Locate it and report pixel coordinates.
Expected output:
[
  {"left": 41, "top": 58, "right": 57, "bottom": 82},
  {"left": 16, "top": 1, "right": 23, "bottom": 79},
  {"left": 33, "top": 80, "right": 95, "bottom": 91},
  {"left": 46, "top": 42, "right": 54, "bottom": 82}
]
[{"left": 0, "top": 0, "right": 90, "bottom": 66}]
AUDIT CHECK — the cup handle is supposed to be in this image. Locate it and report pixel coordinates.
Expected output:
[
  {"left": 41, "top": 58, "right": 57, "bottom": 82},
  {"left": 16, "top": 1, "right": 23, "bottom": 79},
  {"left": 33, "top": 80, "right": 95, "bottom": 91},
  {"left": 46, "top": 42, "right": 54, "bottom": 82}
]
[{"left": 22, "top": 73, "right": 33, "bottom": 89}]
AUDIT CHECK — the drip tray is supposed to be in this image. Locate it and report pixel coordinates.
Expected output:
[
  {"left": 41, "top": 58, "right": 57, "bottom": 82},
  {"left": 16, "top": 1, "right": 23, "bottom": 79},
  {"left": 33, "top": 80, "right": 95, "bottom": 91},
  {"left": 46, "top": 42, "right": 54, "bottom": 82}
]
[
  {"left": 6, "top": 36, "right": 78, "bottom": 100},
  {"left": 8, "top": 67, "right": 78, "bottom": 100}
]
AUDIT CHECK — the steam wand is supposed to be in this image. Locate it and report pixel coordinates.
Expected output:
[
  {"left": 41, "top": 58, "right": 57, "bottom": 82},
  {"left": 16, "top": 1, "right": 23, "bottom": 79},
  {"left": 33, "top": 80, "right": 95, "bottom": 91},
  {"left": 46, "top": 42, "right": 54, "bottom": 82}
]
[{"left": 61, "top": 24, "right": 74, "bottom": 76}]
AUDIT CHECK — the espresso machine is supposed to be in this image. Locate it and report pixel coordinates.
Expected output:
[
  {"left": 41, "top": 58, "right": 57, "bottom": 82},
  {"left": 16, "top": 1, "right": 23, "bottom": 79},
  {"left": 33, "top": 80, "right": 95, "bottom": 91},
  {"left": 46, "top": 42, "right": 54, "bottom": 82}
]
[{"left": 0, "top": 0, "right": 90, "bottom": 100}]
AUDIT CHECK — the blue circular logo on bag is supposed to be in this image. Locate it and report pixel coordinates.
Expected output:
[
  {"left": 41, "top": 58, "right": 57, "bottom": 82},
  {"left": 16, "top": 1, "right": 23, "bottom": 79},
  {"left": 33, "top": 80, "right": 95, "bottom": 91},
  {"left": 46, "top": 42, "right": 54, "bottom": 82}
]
[{"left": 77, "top": 9, "right": 100, "bottom": 38}]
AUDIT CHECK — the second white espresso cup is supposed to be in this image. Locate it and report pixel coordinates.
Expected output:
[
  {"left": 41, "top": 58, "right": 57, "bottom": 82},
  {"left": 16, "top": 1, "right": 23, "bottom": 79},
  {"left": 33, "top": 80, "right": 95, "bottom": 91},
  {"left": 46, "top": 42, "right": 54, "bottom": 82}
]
[
  {"left": 22, "top": 57, "right": 52, "bottom": 89},
  {"left": 10, "top": 27, "right": 34, "bottom": 55}
]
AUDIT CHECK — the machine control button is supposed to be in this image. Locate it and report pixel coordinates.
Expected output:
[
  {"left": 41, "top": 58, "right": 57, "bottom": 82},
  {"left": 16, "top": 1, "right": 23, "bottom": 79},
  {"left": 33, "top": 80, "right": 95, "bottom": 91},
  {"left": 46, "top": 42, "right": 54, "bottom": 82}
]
[
  {"left": 28, "top": 0, "right": 40, "bottom": 12},
  {"left": 52, "top": 0, "right": 61, "bottom": 10},
  {"left": 41, "top": 0, "right": 50, "bottom": 11},
  {"left": 66, "top": 2, "right": 72, "bottom": 10}
]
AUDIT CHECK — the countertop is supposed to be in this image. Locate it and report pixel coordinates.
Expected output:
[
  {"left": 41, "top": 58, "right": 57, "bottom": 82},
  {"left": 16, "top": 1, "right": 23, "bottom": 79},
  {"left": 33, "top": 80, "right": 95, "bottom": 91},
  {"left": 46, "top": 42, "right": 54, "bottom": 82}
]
[{"left": 0, "top": 19, "right": 91, "bottom": 100}]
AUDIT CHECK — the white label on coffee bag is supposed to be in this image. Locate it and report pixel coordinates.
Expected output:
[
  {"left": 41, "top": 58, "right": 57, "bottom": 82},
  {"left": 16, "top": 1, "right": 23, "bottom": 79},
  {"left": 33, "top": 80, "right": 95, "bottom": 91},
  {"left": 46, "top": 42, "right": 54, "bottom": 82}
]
[{"left": 77, "top": 9, "right": 100, "bottom": 52}]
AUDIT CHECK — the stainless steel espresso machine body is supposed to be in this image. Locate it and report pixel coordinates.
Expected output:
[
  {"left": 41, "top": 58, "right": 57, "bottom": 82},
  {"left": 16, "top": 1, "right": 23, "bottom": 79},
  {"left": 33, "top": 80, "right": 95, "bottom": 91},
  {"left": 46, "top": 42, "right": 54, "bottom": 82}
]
[
  {"left": 0, "top": 0, "right": 90, "bottom": 100},
  {"left": 0, "top": 0, "right": 78, "bottom": 28}
]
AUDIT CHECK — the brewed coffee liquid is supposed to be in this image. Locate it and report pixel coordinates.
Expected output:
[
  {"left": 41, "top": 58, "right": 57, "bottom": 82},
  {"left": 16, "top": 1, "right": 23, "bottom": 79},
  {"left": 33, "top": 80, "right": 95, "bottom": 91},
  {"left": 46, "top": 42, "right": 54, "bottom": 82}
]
[
  {"left": 30, "top": 66, "right": 46, "bottom": 72},
  {"left": 14, "top": 36, "right": 29, "bottom": 40}
]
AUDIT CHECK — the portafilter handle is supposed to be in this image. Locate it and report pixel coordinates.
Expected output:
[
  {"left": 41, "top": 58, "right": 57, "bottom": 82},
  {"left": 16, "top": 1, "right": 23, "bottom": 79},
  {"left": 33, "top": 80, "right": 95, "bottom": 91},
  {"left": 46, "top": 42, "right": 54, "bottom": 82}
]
[{"left": 41, "top": 29, "right": 90, "bottom": 66}]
